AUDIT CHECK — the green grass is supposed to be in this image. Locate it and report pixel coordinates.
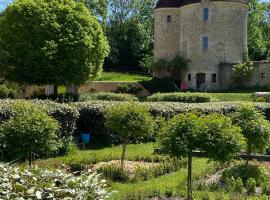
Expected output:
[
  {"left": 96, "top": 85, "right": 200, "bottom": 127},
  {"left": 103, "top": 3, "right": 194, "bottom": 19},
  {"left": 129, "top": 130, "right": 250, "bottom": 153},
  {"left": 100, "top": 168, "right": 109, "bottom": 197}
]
[
  {"left": 36, "top": 143, "right": 166, "bottom": 168},
  {"left": 93, "top": 72, "right": 152, "bottom": 82},
  {"left": 210, "top": 93, "right": 254, "bottom": 102}
]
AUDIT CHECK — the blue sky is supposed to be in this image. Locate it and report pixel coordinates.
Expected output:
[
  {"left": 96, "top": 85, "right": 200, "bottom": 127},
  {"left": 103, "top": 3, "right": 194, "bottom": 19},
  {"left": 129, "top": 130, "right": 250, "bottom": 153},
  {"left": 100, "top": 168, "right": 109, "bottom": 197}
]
[{"left": 0, "top": 0, "right": 269, "bottom": 12}]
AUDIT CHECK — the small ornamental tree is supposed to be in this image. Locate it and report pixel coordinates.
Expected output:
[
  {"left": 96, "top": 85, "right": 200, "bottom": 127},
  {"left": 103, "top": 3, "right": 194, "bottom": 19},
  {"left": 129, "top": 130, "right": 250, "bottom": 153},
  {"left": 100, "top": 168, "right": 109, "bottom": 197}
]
[
  {"left": 105, "top": 102, "right": 156, "bottom": 169},
  {"left": 0, "top": 101, "right": 61, "bottom": 165},
  {"left": 158, "top": 113, "right": 244, "bottom": 200},
  {"left": 231, "top": 104, "right": 270, "bottom": 164},
  {"left": 232, "top": 62, "right": 253, "bottom": 87},
  {"left": 0, "top": 0, "right": 109, "bottom": 93}
]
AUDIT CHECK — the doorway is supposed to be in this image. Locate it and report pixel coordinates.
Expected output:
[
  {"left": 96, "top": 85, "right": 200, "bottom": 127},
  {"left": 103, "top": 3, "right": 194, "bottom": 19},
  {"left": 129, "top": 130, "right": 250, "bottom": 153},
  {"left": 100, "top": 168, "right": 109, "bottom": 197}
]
[{"left": 196, "top": 73, "right": 206, "bottom": 91}]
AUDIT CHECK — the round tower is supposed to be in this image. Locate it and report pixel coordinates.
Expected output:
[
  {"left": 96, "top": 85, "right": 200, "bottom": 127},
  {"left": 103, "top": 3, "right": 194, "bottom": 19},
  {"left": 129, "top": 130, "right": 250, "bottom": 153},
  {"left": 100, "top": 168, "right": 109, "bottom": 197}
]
[{"left": 154, "top": 0, "right": 248, "bottom": 91}]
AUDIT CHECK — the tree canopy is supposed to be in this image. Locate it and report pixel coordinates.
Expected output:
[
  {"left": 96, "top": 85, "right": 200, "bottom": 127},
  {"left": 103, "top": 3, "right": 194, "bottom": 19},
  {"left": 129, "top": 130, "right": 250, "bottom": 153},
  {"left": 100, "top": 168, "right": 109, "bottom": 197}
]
[{"left": 0, "top": 0, "right": 109, "bottom": 86}]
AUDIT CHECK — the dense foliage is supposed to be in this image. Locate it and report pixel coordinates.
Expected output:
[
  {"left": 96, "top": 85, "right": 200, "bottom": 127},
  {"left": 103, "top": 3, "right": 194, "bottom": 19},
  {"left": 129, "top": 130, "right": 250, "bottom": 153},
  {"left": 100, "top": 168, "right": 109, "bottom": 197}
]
[
  {"left": 0, "top": 102, "right": 60, "bottom": 164},
  {"left": 147, "top": 92, "right": 212, "bottom": 103},
  {"left": 231, "top": 104, "right": 270, "bottom": 163},
  {"left": 0, "top": 0, "right": 109, "bottom": 86},
  {"left": 0, "top": 163, "right": 110, "bottom": 199},
  {"left": 0, "top": 100, "right": 79, "bottom": 140},
  {"left": 73, "top": 101, "right": 270, "bottom": 144},
  {"left": 0, "top": 85, "right": 15, "bottom": 99},
  {"left": 232, "top": 62, "right": 253, "bottom": 87},
  {"left": 79, "top": 92, "right": 138, "bottom": 102},
  {"left": 157, "top": 113, "right": 244, "bottom": 200},
  {"left": 105, "top": 102, "right": 156, "bottom": 168}
]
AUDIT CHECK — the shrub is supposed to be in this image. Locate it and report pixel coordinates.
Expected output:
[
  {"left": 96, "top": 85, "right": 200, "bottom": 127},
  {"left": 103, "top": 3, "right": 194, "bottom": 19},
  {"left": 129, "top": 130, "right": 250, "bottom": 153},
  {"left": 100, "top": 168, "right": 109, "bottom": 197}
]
[
  {"left": 140, "top": 77, "right": 179, "bottom": 93},
  {"left": 147, "top": 93, "right": 212, "bottom": 103},
  {"left": 105, "top": 102, "right": 156, "bottom": 168},
  {"left": 0, "top": 163, "right": 110, "bottom": 199},
  {"left": 97, "top": 164, "right": 129, "bottom": 182},
  {"left": 256, "top": 97, "right": 267, "bottom": 102},
  {"left": 115, "top": 83, "right": 141, "bottom": 94},
  {"left": 246, "top": 178, "right": 256, "bottom": 194},
  {"left": 221, "top": 164, "right": 269, "bottom": 187},
  {"left": 79, "top": 92, "right": 139, "bottom": 102},
  {"left": 0, "top": 85, "right": 15, "bottom": 98},
  {"left": 0, "top": 101, "right": 61, "bottom": 164}
]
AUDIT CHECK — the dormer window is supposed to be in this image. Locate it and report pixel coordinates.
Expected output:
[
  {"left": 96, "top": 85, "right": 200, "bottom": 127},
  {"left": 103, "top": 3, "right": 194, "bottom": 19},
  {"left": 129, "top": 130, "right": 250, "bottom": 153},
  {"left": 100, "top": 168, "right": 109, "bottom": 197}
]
[
  {"left": 203, "top": 7, "right": 209, "bottom": 21},
  {"left": 167, "top": 15, "right": 172, "bottom": 23}
]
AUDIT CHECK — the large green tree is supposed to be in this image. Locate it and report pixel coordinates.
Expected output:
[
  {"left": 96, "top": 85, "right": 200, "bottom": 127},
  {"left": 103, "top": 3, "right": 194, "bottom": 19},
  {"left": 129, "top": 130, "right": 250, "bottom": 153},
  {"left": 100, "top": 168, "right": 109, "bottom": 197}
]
[
  {"left": 0, "top": 0, "right": 109, "bottom": 88},
  {"left": 248, "top": 0, "right": 270, "bottom": 60},
  {"left": 76, "top": 0, "right": 108, "bottom": 28},
  {"left": 105, "top": 0, "right": 156, "bottom": 70}
]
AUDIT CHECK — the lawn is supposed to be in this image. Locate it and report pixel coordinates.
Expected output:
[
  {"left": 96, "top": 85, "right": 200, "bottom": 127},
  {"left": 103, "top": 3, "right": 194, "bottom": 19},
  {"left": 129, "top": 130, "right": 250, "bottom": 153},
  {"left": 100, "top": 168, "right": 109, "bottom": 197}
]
[
  {"left": 93, "top": 72, "right": 152, "bottom": 82},
  {"left": 210, "top": 93, "right": 254, "bottom": 102}
]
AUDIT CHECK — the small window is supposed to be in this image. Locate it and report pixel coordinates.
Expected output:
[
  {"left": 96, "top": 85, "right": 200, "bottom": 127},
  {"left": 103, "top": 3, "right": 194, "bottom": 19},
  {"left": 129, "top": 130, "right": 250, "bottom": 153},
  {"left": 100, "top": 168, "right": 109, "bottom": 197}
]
[
  {"left": 167, "top": 15, "right": 172, "bottom": 23},
  {"left": 261, "top": 73, "right": 265, "bottom": 79},
  {"left": 203, "top": 8, "right": 209, "bottom": 21},
  {"left": 212, "top": 74, "right": 217, "bottom": 83},
  {"left": 202, "top": 36, "right": 209, "bottom": 49},
  {"left": 188, "top": 74, "right": 192, "bottom": 81}
]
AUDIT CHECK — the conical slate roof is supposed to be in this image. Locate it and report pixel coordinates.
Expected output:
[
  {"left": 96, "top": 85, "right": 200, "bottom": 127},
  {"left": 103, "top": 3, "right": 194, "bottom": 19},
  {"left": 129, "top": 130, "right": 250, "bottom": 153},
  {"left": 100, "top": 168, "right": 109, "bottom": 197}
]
[{"left": 155, "top": 0, "right": 247, "bottom": 9}]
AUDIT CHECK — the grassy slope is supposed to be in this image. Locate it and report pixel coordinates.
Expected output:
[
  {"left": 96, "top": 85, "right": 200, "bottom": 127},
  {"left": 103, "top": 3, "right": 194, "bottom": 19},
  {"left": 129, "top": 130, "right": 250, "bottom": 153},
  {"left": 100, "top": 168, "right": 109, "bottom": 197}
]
[{"left": 93, "top": 72, "right": 152, "bottom": 82}]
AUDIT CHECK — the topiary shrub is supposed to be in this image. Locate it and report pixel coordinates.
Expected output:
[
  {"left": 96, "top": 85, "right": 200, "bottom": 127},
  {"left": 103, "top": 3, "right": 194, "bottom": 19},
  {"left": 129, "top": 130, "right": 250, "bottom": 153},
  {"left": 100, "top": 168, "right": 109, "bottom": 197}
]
[
  {"left": 0, "top": 163, "right": 110, "bottom": 199},
  {"left": 79, "top": 92, "right": 139, "bottom": 102},
  {"left": 231, "top": 103, "right": 270, "bottom": 164},
  {"left": 105, "top": 102, "right": 156, "bottom": 169},
  {"left": 0, "top": 101, "right": 61, "bottom": 164},
  {"left": 147, "top": 92, "right": 212, "bottom": 103}
]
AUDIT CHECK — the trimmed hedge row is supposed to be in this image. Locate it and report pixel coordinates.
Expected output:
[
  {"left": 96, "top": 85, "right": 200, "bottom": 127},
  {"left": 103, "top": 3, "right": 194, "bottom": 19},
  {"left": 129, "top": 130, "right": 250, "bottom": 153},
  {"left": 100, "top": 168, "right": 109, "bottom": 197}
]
[
  {"left": 79, "top": 92, "right": 139, "bottom": 102},
  {"left": 73, "top": 101, "right": 270, "bottom": 142},
  {"left": 147, "top": 93, "right": 212, "bottom": 103},
  {"left": 0, "top": 100, "right": 79, "bottom": 138}
]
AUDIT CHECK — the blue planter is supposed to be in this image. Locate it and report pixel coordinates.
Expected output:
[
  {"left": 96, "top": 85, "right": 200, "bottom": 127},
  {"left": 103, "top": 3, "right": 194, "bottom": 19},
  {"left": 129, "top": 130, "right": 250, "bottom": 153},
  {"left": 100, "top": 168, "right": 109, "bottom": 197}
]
[{"left": 81, "top": 133, "right": 91, "bottom": 144}]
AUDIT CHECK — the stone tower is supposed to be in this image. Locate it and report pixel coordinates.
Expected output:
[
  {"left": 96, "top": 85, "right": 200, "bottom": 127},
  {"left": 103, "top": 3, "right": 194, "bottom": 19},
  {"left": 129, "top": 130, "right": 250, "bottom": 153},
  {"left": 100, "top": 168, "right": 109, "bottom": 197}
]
[{"left": 154, "top": 0, "right": 248, "bottom": 91}]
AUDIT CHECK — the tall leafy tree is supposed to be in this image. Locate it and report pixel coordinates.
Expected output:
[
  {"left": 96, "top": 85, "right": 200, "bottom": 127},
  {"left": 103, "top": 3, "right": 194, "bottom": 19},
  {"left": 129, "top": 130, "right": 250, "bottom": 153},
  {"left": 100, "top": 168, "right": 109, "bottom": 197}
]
[
  {"left": 248, "top": 0, "right": 269, "bottom": 60},
  {"left": 106, "top": 0, "right": 156, "bottom": 70},
  {"left": 76, "top": 0, "right": 108, "bottom": 28},
  {"left": 0, "top": 0, "right": 109, "bottom": 91}
]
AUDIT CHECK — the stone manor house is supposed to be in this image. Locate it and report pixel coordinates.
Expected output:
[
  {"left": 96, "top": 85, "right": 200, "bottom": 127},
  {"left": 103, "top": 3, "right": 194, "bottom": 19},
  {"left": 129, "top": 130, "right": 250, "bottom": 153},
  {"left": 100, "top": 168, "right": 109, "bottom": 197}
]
[{"left": 154, "top": 0, "right": 270, "bottom": 91}]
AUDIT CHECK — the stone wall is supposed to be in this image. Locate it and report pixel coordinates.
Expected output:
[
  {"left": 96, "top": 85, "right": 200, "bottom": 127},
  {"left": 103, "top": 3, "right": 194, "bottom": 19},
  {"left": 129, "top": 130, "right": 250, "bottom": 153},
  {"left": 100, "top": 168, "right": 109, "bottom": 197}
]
[
  {"left": 219, "top": 61, "right": 270, "bottom": 90},
  {"left": 18, "top": 82, "right": 150, "bottom": 98}
]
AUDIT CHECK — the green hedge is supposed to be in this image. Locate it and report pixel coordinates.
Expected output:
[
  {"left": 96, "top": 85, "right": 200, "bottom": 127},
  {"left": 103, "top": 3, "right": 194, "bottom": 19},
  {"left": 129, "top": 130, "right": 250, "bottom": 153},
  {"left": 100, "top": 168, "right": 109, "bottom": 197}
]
[
  {"left": 79, "top": 92, "right": 139, "bottom": 102},
  {"left": 73, "top": 101, "right": 270, "bottom": 145},
  {"left": 0, "top": 100, "right": 79, "bottom": 138},
  {"left": 147, "top": 93, "right": 212, "bottom": 103}
]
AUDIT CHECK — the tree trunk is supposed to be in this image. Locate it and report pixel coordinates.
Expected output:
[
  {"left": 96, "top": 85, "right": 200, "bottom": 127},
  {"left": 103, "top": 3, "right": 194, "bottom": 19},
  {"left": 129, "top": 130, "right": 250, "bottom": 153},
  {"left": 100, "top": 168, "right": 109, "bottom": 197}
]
[
  {"left": 187, "top": 152, "right": 193, "bottom": 200},
  {"left": 246, "top": 145, "right": 251, "bottom": 165},
  {"left": 121, "top": 138, "right": 128, "bottom": 169}
]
